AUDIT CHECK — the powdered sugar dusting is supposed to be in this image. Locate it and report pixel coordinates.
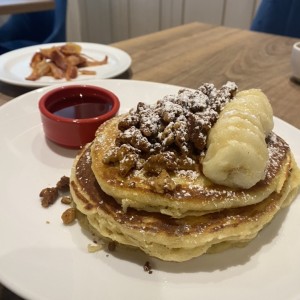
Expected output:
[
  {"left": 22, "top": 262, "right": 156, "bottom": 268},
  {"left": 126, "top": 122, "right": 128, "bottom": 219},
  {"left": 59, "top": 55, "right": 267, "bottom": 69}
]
[
  {"left": 265, "top": 132, "right": 289, "bottom": 181},
  {"left": 103, "top": 82, "right": 238, "bottom": 176}
]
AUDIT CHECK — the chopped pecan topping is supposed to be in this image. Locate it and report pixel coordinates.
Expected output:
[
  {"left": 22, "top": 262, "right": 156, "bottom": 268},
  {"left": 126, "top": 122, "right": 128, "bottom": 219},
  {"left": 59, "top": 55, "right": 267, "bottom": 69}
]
[
  {"left": 118, "top": 113, "right": 139, "bottom": 131},
  {"left": 39, "top": 175, "right": 71, "bottom": 208},
  {"left": 158, "top": 116, "right": 189, "bottom": 153},
  {"left": 61, "top": 207, "right": 76, "bottom": 224},
  {"left": 56, "top": 176, "right": 70, "bottom": 192},
  {"left": 103, "top": 144, "right": 140, "bottom": 176},
  {"left": 103, "top": 82, "right": 238, "bottom": 181},
  {"left": 119, "top": 152, "right": 139, "bottom": 176},
  {"left": 144, "top": 152, "right": 177, "bottom": 174},
  {"left": 149, "top": 170, "right": 177, "bottom": 193},
  {"left": 116, "top": 126, "right": 152, "bottom": 152},
  {"left": 40, "top": 187, "right": 59, "bottom": 208},
  {"left": 61, "top": 196, "right": 72, "bottom": 205}
]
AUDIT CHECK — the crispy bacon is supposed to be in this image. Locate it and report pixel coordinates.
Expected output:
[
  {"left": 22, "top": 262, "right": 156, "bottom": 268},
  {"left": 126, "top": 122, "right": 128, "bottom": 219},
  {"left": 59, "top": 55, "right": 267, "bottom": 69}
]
[
  {"left": 48, "top": 62, "right": 64, "bottom": 79},
  {"left": 26, "top": 60, "right": 51, "bottom": 81},
  {"left": 26, "top": 43, "right": 108, "bottom": 81}
]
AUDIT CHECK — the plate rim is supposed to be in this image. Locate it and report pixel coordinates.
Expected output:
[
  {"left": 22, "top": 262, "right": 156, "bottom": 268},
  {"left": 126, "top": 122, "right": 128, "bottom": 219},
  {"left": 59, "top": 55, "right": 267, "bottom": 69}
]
[{"left": 0, "top": 79, "right": 299, "bottom": 300}]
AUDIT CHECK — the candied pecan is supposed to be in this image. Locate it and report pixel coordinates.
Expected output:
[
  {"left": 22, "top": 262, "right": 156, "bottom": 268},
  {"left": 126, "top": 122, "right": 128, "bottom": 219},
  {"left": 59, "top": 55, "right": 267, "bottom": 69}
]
[
  {"left": 102, "top": 146, "right": 123, "bottom": 164},
  {"left": 118, "top": 114, "right": 139, "bottom": 131},
  {"left": 144, "top": 152, "right": 178, "bottom": 174},
  {"left": 159, "top": 122, "right": 175, "bottom": 147},
  {"left": 61, "top": 196, "right": 72, "bottom": 205},
  {"left": 139, "top": 110, "right": 161, "bottom": 137},
  {"left": 198, "top": 83, "right": 216, "bottom": 97},
  {"left": 149, "top": 170, "right": 177, "bottom": 193},
  {"left": 102, "top": 147, "right": 117, "bottom": 164},
  {"left": 103, "top": 144, "right": 139, "bottom": 165},
  {"left": 188, "top": 92, "right": 208, "bottom": 113},
  {"left": 173, "top": 119, "right": 189, "bottom": 153},
  {"left": 116, "top": 126, "right": 151, "bottom": 152},
  {"left": 187, "top": 114, "right": 207, "bottom": 151},
  {"left": 207, "top": 81, "right": 237, "bottom": 112},
  {"left": 119, "top": 152, "right": 139, "bottom": 176},
  {"left": 150, "top": 142, "right": 162, "bottom": 154},
  {"left": 117, "top": 144, "right": 140, "bottom": 158},
  {"left": 103, "top": 144, "right": 140, "bottom": 176},
  {"left": 136, "top": 102, "right": 149, "bottom": 113},
  {"left": 61, "top": 207, "right": 76, "bottom": 224},
  {"left": 160, "top": 102, "right": 183, "bottom": 123},
  {"left": 220, "top": 81, "right": 238, "bottom": 98},
  {"left": 40, "top": 187, "right": 59, "bottom": 208},
  {"left": 56, "top": 175, "right": 70, "bottom": 192},
  {"left": 159, "top": 118, "right": 189, "bottom": 154},
  {"left": 177, "top": 156, "right": 197, "bottom": 170}
]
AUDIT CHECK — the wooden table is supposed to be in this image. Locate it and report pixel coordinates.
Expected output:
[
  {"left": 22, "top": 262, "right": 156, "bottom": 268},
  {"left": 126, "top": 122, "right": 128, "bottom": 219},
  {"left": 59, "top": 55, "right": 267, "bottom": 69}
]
[
  {"left": 1, "top": 22, "right": 299, "bottom": 128},
  {"left": 114, "top": 22, "right": 300, "bottom": 129},
  {"left": 0, "top": 0, "right": 54, "bottom": 15},
  {"left": 0, "top": 22, "right": 300, "bottom": 297}
]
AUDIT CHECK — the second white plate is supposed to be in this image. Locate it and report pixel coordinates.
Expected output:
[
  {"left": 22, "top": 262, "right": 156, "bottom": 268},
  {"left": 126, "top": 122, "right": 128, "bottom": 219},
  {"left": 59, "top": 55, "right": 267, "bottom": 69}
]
[{"left": 0, "top": 42, "right": 132, "bottom": 87}]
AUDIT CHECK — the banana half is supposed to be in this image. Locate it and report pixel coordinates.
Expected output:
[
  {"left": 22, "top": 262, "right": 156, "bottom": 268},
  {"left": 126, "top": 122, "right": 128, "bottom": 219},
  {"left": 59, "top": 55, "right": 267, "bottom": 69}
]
[{"left": 202, "top": 89, "right": 274, "bottom": 189}]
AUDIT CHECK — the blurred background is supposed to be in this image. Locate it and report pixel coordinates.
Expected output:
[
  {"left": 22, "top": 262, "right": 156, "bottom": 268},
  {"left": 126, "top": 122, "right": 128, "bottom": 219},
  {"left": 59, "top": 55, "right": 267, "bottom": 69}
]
[
  {"left": 0, "top": 0, "right": 262, "bottom": 45},
  {"left": 65, "top": 0, "right": 262, "bottom": 43}
]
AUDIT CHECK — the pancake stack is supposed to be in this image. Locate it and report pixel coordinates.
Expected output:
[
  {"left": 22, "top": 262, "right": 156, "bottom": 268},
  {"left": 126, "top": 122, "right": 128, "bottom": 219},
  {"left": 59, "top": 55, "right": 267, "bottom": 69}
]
[{"left": 70, "top": 82, "right": 300, "bottom": 262}]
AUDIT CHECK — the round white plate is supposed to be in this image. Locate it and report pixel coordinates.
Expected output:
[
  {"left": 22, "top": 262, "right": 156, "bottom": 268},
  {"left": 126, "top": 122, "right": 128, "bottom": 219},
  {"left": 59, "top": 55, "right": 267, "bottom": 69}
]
[
  {"left": 0, "top": 43, "right": 131, "bottom": 87},
  {"left": 0, "top": 80, "right": 299, "bottom": 300}
]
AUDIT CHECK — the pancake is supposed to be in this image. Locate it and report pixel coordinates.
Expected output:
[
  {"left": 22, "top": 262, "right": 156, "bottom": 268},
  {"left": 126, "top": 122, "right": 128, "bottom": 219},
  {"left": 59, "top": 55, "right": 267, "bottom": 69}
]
[
  {"left": 91, "top": 116, "right": 291, "bottom": 218},
  {"left": 70, "top": 144, "right": 300, "bottom": 262},
  {"left": 69, "top": 83, "right": 300, "bottom": 262}
]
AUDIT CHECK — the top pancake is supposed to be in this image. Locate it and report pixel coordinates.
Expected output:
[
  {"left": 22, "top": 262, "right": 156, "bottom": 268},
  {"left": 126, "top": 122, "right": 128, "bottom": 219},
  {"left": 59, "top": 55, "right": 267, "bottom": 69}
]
[{"left": 91, "top": 115, "right": 291, "bottom": 218}]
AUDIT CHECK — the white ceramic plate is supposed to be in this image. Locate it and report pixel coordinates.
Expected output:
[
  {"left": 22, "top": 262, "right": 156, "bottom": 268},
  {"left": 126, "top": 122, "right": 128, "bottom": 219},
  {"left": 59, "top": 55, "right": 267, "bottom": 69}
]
[
  {"left": 0, "top": 80, "right": 299, "bottom": 300},
  {"left": 0, "top": 43, "right": 131, "bottom": 87}
]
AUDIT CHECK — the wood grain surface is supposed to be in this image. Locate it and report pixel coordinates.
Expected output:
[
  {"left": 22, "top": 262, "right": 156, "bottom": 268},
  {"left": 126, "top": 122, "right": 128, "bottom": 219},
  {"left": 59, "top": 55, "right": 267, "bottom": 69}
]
[{"left": 112, "top": 22, "right": 300, "bottom": 128}]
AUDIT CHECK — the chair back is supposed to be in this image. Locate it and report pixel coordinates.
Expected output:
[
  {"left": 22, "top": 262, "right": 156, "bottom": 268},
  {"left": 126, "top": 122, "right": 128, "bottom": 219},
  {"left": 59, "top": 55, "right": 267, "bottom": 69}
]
[
  {"left": 0, "top": 0, "right": 67, "bottom": 54},
  {"left": 251, "top": 0, "right": 300, "bottom": 38}
]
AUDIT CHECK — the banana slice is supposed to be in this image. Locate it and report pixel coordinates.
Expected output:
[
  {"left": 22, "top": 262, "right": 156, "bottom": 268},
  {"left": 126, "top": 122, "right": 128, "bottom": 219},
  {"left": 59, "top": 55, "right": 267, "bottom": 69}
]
[{"left": 202, "top": 89, "right": 273, "bottom": 189}]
